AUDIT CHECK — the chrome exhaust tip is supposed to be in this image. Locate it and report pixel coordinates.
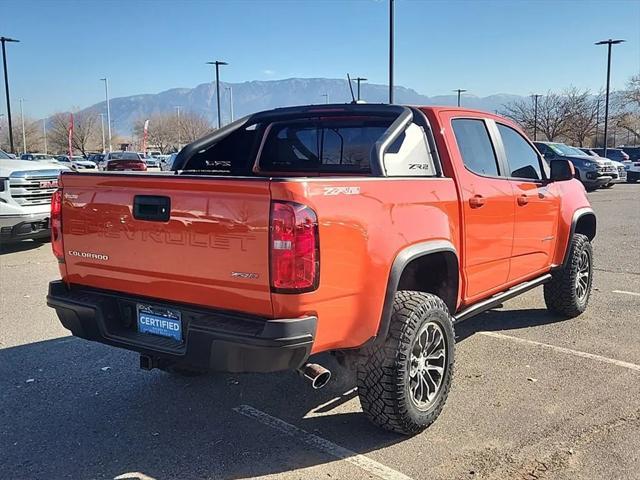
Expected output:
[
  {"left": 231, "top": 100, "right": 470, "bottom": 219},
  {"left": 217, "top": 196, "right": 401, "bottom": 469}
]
[{"left": 298, "top": 363, "right": 331, "bottom": 389}]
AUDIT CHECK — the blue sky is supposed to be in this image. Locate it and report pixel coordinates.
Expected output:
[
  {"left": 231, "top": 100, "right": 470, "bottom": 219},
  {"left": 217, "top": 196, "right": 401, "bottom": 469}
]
[{"left": 3, "top": 0, "right": 639, "bottom": 118}]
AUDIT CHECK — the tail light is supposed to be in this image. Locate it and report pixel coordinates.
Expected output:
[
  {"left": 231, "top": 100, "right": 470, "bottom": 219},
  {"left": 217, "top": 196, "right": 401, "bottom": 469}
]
[
  {"left": 270, "top": 201, "right": 319, "bottom": 293},
  {"left": 51, "top": 188, "right": 64, "bottom": 262}
]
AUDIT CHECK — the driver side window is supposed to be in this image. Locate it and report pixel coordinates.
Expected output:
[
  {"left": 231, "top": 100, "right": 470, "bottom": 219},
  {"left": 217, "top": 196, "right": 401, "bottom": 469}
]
[{"left": 498, "top": 124, "right": 543, "bottom": 180}]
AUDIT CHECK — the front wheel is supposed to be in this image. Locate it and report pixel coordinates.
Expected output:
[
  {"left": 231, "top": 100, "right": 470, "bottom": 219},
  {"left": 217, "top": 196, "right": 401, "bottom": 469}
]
[
  {"left": 544, "top": 233, "right": 593, "bottom": 318},
  {"left": 357, "top": 291, "right": 455, "bottom": 435}
]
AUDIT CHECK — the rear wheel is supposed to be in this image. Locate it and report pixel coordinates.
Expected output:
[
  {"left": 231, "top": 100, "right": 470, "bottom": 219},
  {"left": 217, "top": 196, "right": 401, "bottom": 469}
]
[
  {"left": 544, "top": 233, "right": 593, "bottom": 318},
  {"left": 356, "top": 291, "right": 455, "bottom": 435}
]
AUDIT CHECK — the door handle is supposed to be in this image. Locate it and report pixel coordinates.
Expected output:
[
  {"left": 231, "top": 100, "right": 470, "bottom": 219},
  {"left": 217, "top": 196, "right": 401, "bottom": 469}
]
[
  {"left": 469, "top": 195, "right": 485, "bottom": 208},
  {"left": 517, "top": 195, "right": 529, "bottom": 206}
]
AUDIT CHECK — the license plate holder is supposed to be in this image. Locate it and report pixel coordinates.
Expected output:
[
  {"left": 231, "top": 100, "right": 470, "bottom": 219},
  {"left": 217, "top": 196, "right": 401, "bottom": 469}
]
[{"left": 137, "top": 304, "right": 182, "bottom": 342}]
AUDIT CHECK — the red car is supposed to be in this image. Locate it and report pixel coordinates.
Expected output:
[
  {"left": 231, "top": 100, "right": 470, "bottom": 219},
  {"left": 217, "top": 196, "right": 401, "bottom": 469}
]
[{"left": 103, "top": 151, "right": 147, "bottom": 171}]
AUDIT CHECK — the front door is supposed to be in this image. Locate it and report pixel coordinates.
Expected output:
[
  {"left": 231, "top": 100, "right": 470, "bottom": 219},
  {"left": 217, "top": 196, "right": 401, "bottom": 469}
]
[{"left": 494, "top": 123, "right": 560, "bottom": 282}]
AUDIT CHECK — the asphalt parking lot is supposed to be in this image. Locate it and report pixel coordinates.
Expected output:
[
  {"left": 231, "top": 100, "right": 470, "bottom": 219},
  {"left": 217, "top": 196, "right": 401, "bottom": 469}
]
[{"left": 1, "top": 184, "right": 639, "bottom": 480}]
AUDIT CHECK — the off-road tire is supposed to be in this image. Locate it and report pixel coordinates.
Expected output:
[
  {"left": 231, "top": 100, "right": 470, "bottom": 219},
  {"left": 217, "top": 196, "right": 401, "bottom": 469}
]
[
  {"left": 356, "top": 291, "right": 455, "bottom": 435},
  {"left": 544, "top": 233, "right": 593, "bottom": 318}
]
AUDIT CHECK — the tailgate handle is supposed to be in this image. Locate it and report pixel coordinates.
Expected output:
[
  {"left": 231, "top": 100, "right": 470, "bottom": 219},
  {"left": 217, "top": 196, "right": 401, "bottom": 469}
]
[{"left": 133, "top": 195, "right": 171, "bottom": 222}]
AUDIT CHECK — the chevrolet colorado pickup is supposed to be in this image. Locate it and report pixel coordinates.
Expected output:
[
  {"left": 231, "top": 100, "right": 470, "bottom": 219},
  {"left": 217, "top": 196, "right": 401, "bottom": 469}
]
[{"left": 47, "top": 104, "right": 596, "bottom": 435}]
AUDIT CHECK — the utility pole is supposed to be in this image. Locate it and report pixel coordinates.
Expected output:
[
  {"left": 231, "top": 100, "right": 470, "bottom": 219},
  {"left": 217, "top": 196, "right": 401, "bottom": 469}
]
[
  {"left": 595, "top": 39, "right": 625, "bottom": 158},
  {"left": 206, "top": 60, "right": 228, "bottom": 128},
  {"left": 226, "top": 86, "right": 234, "bottom": 122},
  {"left": 100, "top": 78, "right": 113, "bottom": 152},
  {"left": 453, "top": 89, "right": 467, "bottom": 107},
  {"left": 1, "top": 36, "right": 19, "bottom": 153},
  {"left": 99, "top": 113, "right": 105, "bottom": 153},
  {"left": 531, "top": 94, "right": 542, "bottom": 141},
  {"left": 19, "top": 97, "right": 26, "bottom": 154},
  {"left": 43, "top": 119, "right": 47, "bottom": 154},
  {"left": 355, "top": 77, "right": 367, "bottom": 101},
  {"left": 174, "top": 106, "right": 181, "bottom": 149},
  {"left": 321, "top": 93, "right": 329, "bottom": 104},
  {"left": 388, "top": 0, "right": 394, "bottom": 104}
]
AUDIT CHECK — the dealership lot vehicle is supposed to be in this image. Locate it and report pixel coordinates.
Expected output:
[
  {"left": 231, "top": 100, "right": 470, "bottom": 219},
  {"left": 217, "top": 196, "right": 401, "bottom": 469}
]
[
  {"left": 47, "top": 104, "right": 597, "bottom": 435},
  {"left": 101, "top": 151, "right": 147, "bottom": 171},
  {"left": 579, "top": 148, "right": 627, "bottom": 185},
  {"left": 0, "top": 151, "right": 69, "bottom": 244},
  {"left": 2, "top": 184, "right": 639, "bottom": 480},
  {"left": 534, "top": 141, "right": 614, "bottom": 191},
  {"left": 20, "top": 153, "right": 62, "bottom": 167},
  {"left": 55, "top": 155, "right": 98, "bottom": 172}
]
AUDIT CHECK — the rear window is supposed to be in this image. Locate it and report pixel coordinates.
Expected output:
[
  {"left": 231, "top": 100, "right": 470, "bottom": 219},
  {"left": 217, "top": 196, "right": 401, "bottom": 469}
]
[
  {"left": 109, "top": 152, "right": 140, "bottom": 161},
  {"left": 258, "top": 118, "right": 391, "bottom": 173}
]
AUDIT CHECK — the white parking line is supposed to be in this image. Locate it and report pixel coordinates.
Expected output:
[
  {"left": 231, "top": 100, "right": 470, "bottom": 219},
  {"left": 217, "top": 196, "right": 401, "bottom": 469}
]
[
  {"left": 612, "top": 290, "right": 640, "bottom": 297},
  {"left": 233, "top": 404, "right": 413, "bottom": 480},
  {"left": 480, "top": 331, "right": 640, "bottom": 372}
]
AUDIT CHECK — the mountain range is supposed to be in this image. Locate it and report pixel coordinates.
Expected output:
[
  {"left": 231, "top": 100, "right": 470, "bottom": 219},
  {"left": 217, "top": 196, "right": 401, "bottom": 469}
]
[{"left": 72, "top": 78, "right": 524, "bottom": 134}]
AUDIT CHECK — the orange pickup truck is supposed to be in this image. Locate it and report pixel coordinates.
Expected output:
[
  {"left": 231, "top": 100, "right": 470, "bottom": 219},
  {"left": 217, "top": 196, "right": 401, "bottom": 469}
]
[{"left": 47, "top": 104, "right": 596, "bottom": 435}]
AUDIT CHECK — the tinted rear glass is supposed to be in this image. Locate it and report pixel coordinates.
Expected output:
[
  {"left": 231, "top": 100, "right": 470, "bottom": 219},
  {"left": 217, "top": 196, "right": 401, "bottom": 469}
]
[
  {"left": 109, "top": 152, "right": 140, "bottom": 160},
  {"left": 258, "top": 118, "right": 391, "bottom": 173}
]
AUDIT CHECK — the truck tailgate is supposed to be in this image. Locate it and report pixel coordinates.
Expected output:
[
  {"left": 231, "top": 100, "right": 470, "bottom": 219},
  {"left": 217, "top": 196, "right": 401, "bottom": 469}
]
[{"left": 59, "top": 173, "right": 273, "bottom": 317}]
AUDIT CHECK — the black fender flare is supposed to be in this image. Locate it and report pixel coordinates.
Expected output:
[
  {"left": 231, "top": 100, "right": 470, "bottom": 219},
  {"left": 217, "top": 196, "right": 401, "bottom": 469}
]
[
  {"left": 561, "top": 207, "right": 596, "bottom": 270},
  {"left": 374, "top": 240, "right": 459, "bottom": 345}
]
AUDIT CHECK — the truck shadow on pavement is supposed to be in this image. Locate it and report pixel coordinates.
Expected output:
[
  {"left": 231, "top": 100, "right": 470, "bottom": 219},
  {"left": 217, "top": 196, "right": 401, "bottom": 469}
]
[
  {"left": 0, "top": 306, "right": 567, "bottom": 479},
  {"left": 0, "top": 239, "right": 47, "bottom": 255}
]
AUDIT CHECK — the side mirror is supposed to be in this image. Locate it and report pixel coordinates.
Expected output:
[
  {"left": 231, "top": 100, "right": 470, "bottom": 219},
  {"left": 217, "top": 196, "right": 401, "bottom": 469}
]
[{"left": 550, "top": 159, "right": 574, "bottom": 181}]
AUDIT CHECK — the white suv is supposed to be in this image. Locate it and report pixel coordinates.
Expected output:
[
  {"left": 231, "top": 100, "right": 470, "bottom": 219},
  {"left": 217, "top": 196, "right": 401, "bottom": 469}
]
[{"left": 0, "top": 149, "right": 70, "bottom": 243}]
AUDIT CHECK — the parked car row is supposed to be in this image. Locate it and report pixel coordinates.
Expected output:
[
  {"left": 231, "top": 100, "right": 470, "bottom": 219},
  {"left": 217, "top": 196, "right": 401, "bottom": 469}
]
[{"left": 533, "top": 142, "right": 638, "bottom": 190}]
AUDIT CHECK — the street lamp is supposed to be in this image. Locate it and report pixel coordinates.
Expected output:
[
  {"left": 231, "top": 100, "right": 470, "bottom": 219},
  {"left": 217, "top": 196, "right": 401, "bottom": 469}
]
[
  {"left": 321, "top": 93, "right": 329, "bottom": 104},
  {"left": 453, "top": 89, "right": 467, "bottom": 107},
  {"left": 595, "top": 38, "right": 625, "bottom": 158},
  {"left": 206, "top": 60, "right": 228, "bottom": 129},
  {"left": 226, "top": 86, "right": 234, "bottom": 122},
  {"left": 19, "top": 97, "right": 26, "bottom": 154},
  {"left": 354, "top": 77, "right": 367, "bottom": 101},
  {"left": 174, "top": 106, "right": 181, "bottom": 149},
  {"left": 100, "top": 78, "right": 113, "bottom": 152},
  {"left": 43, "top": 119, "right": 47, "bottom": 154},
  {"left": 531, "top": 94, "right": 542, "bottom": 141},
  {"left": 98, "top": 113, "right": 106, "bottom": 153},
  {"left": 389, "top": 0, "right": 394, "bottom": 104},
  {"left": 1, "top": 36, "right": 19, "bottom": 153}
]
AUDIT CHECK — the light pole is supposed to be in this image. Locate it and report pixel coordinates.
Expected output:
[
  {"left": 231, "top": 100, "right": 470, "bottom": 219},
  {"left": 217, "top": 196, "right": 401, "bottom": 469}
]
[
  {"left": 453, "top": 89, "right": 467, "bottom": 107},
  {"left": 321, "top": 93, "right": 329, "bottom": 104},
  {"left": 355, "top": 77, "right": 367, "bottom": 101},
  {"left": 100, "top": 77, "right": 113, "bottom": 152},
  {"left": 19, "top": 97, "right": 26, "bottom": 154},
  {"left": 226, "top": 86, "right": 234, "bottom": 122},
  {"left": 1, "top": 36, "right": 19, "bottom": 153},
  {"left": 206, "top": 60, "right": 228, "bottom": 129},
  {"left": 174, "top": 106, "right": 181, "bottom": 149},
  {"left": 43, "top": 119, "right": 47, "bottom": 154},
  {"left": 531, "top": 94, "right": 542, "bottom": 141},
  {"left": 388, "top": 0, "right": 394, "bottom": 104},
  {"left": 595, "top": 39, "right": 625, "bottom": 158},
  {"left": 98, "top": 113, "right": 106, "bottom": 153}
]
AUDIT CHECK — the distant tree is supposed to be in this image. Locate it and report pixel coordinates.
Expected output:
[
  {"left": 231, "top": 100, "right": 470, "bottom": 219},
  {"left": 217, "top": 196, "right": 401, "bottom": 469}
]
[
  {"left": 501, "top": 91, "right": 573, "bottom": 141},
  {"left": 48, "top": 112, "right": 100, "bottom": 155},
  {"left": 134, "top": 111, "right": 213, "bottom": 153},
  {"left": 8, "top": 116, "right": 43, "bottom": 154},
  {"left": 562, "top": 88, "right": 599, "bottom": 147}
]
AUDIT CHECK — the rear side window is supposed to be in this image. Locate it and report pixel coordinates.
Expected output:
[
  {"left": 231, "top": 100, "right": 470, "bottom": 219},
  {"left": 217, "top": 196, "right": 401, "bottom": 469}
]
[
  {"left": 497, "top": 124, "right": 542, "bottom": 180},
  {"left": 258, "top": 119, "right": 391, "bottom": 173},
  {"left": 452, "top": 119, "right": 499, "bottom": 176}
]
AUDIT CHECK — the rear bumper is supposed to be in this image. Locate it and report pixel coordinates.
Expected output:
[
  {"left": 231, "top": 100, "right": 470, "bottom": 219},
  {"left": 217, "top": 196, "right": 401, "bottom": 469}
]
[
  {"left": 0, "top": 213, "right": 50, "bottom": 242},
  {"left": 47, "top": 281, "right": 316, "bottom": 373}
]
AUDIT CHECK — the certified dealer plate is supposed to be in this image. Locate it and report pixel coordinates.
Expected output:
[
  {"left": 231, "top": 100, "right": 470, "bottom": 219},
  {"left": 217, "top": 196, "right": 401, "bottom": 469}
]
[{"left": 137, "top": 304, "right": 182, "bottom": 342}]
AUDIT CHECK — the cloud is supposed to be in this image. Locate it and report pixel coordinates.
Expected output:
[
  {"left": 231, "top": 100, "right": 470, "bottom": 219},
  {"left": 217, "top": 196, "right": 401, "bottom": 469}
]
[{"left": 262, "top": 69, "right": 276, "bottom": 76}]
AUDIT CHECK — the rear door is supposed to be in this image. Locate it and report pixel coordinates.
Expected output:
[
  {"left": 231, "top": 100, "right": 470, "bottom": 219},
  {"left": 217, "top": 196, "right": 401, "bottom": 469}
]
[
  {"left": 60, "top": 174, "right": 273, "bottom": 317},
  {"left": 449, "top": 117, "right": 515, "bottom": 302},
  {"left": 493, "top": 122, "right": 560, "bottom": 282}
]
